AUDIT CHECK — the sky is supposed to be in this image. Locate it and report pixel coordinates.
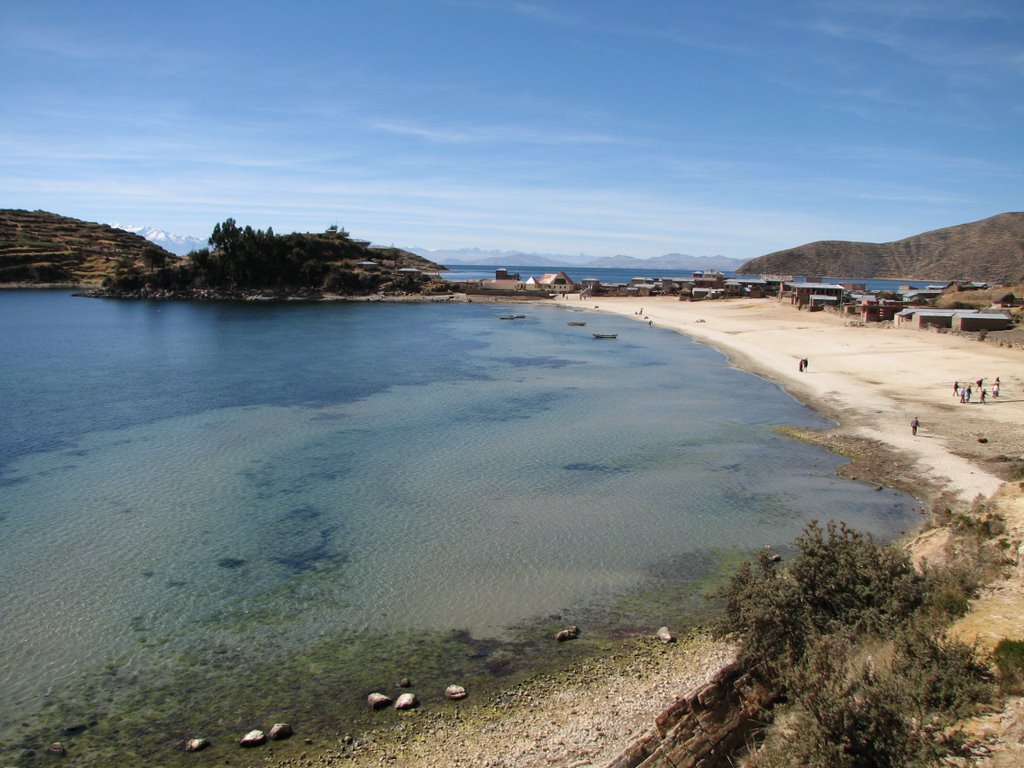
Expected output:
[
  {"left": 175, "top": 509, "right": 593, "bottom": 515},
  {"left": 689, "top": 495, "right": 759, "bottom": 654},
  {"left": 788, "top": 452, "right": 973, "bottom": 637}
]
[{"left": 1, "top": 1, "right": 1022, "bottom": 260}]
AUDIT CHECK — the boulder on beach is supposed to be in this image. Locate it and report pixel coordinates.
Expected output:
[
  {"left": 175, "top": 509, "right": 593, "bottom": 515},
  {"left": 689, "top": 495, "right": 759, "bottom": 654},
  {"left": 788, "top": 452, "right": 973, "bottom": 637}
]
[
  {"left": 46, "top": 742, "right": 67, "bottom": 756},
  {"left": 367, "top": 692, "right": 392, "bottom": 710},
  {"left": 656, "top": 626, "right": 675, "bottom": 644},
  {"left": 239, "top": 729, "right": 266, "bottom": 747},
  {"left": 555, "top": 625, "right": 580, "bottom": 642},
  {"left": 445, "top": 684, "right": 467, "bottom": 700},
  {"left": 269, "top": 723, "right": 293, "bottom": 740},
  {"left": 395, "top": 692, "right": 418, "bottom": 710},
  {"left": 185, "top": 737, "right": 209, "bottom": 752}
]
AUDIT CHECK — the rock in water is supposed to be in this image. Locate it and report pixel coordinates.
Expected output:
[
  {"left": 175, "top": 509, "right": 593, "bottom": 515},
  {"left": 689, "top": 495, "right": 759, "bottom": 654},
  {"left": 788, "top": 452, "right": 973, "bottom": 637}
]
[
  {"left": 555, "top": 625, "right": 580, "bottom": 642},
  {"left": 269, "top": 723, "right": 293, "bottom": 740},
  {"left": 445, "top": 684, "right": 468, "bottom": 700},
  {"left": 367, "top": 692, "right": 392, "bottom": 710},
  {"left": 239, "top": 729, "right": 266, "bottom": 747},
  {"left": 46, "top": 742, "right": 67, "bottom": 756},
  {"left": 395, "top": 693, "right": 418, "bottom": 710},
  {"left": 185, "top": 737, "right": 209, "bottom": 752}
]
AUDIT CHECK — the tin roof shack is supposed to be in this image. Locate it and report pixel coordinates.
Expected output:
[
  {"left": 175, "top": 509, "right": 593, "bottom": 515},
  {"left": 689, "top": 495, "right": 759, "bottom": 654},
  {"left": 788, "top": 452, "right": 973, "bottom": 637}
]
[
  {"left": 895, "top": 308, "right": 971, "bottom": 329},
  {"left": 900, "top": 287, "right": 945, "bottom": 303},
  {"left": 658, "top": 277, "right": 690, "bottom": 295},
  {"left": 627, "top": 282, "right": 658, "bottom": 297},
  {"left": 692, "top": 270, "right": 725, "bottom": 290},
  {"left": 953, "top": 311, "right": 1012, "bottom": 332},
  {"left": 855, "top": 296, "right": 903, "bottom": 322},
  {"left": 725, "top": 277, "right": 768, "bottom": 298},
  {"left": 789, "top": 282, "right": 846, "bottom": 309}
]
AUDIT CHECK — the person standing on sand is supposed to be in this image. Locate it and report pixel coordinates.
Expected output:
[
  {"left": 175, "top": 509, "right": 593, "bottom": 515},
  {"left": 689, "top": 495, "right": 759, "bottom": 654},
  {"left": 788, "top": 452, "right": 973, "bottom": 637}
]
[
  {"left": 994, "top": 381, "right": 1000, "bottom": 398},
  {"left": 960, "top": 387, "right": 967, "bottom": 404},
  {"left": 911, "top": 417, "right": 919, "bottom": 436},
  {"left": 966, "top": 385, "right": 973, "bottom": 402},
  {"left": 953, "top": 381, "right": 960, "bottom": 396},
  {"left": 981, "top": 389, "right": 987, "bottom": 404}
]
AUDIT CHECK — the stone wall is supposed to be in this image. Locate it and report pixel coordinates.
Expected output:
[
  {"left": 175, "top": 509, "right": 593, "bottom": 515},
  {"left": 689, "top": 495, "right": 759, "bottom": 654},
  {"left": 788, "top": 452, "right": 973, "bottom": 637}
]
[{"left": 607, "top": 661, "right": 777, "bottom": 768}]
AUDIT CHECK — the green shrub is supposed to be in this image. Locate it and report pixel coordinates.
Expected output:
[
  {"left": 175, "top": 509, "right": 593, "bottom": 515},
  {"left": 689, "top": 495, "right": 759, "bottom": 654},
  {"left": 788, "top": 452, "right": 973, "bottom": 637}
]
[{"left": 993, "top": 638, "right": 1024, "bottom": 694}]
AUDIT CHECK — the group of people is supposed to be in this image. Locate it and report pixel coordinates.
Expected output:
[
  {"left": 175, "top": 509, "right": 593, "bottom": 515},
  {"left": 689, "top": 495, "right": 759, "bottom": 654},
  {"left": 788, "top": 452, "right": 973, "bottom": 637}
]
[
  {"left": 953, "top": 376, "right": 1000, "bottom": 404},
  {"left": 913, "top": 375, "right": 1003, "bottom": 437}
]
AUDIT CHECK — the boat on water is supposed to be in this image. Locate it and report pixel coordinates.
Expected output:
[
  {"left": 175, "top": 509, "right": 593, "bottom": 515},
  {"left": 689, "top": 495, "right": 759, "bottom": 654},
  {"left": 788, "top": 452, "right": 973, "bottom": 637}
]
[
  {"left": 567, "top": 321, "right": 587, "bottom": 326},
  {"left": 592, "top": 333, "right": 618, "bottom": 339},
  {"left": 498, "top": 314, "right": 527, "bottom": 320}
]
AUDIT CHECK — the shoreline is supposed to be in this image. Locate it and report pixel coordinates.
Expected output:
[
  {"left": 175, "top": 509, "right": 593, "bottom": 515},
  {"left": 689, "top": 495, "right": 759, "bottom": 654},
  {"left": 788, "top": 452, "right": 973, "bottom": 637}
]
[
  {"left": 587, "top": 295, "right": 1021, "bottom": 504},
  {"left": 276, "top": 295, "right": 1024, "bottom": 768}
]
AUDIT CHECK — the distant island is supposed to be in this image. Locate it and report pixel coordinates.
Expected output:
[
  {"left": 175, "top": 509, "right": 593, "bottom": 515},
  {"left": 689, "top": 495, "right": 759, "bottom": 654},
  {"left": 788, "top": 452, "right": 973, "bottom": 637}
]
[
  {"left": 739, "top": 212, "right": 1024, "bottom": 284},
  {"left": 1, "top": 211, "right": 447, "bottom": 298}
]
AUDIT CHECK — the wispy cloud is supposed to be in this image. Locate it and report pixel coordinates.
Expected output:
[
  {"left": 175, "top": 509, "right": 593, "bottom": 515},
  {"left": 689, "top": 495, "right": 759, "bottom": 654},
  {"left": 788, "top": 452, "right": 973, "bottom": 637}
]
[{"left": 370, "top": 119, "right": 619, "bottom": 146}]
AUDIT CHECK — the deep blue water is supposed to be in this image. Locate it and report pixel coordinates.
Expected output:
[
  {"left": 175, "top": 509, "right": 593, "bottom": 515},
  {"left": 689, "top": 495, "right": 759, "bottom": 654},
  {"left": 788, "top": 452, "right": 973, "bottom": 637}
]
[{"left": 0, "top": 290, "right": 920, "bottom": 759}]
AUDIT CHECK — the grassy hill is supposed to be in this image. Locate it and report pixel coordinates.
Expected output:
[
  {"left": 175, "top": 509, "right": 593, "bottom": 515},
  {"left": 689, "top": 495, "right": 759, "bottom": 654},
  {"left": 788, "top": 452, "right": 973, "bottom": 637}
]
[
  {"left": 0, "top": 209, "right": 176, "bottom": 285},
  {"left": 739, "top": 212, "right": 1024, "bottom": 283},
  {"left": 0, "top": 211, "right": 445, "bottom": 294}
]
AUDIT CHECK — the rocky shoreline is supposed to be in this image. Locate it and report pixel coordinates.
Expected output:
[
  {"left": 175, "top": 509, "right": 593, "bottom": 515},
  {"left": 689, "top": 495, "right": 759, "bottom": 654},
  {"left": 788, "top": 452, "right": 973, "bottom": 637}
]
[{"left": 72, "top": 286, "right": 476, "bottom": 303}]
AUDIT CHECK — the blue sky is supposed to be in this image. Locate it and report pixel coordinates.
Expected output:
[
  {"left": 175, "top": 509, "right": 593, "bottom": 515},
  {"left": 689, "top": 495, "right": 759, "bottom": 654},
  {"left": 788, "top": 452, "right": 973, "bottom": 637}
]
[{"left": 2, "top": 1, "right": 1021, "bottom": 259}]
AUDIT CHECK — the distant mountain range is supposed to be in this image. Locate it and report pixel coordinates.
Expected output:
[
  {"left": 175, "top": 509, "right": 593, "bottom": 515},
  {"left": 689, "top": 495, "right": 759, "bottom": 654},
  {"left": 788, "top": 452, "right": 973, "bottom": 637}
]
[
  {"left": 407, "top": 246, "right": 745, "bottom": 271},
  {"left": 739, "top": 212, "right": 1024, "bottom": 284},
  {"left": 111, "top": 224, "right": 207, "bottom": 256}
]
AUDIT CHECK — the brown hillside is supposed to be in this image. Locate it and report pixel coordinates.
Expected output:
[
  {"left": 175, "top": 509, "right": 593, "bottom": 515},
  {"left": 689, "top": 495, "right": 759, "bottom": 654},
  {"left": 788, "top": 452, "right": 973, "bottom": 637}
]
[
  {"left": 0, "top": 209, "right": 176, "bottom": 285},
  {"left": 738, "top": 212, "right": 1024, "bottom": 283}
]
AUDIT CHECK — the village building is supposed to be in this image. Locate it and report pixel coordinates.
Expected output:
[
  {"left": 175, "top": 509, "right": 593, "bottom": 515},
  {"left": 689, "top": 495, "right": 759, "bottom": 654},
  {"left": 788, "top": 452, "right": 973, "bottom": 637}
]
[
  {"left": 477, "top": 268, "right": 525, "bottom": 292},
  {"left": 952, "top": 311, "right": 1014, "bottom": 332},
  {"left": 526, "top": 271, "right": 576, "bottom": 294},
  {"left": 788, "top": 282, "right": 847, "bottom": 308}
]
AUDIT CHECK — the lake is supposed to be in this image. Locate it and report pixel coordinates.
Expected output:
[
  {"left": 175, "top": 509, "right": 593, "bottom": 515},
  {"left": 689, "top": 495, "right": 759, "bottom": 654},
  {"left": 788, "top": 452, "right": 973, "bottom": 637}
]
[{"left": 0, "top": 290, "right": 919, "bottom": 764}]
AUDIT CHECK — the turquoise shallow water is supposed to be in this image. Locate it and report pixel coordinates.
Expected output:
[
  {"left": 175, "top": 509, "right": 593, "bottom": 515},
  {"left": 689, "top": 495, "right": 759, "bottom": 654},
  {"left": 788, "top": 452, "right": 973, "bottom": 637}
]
[{"left": 0, "top": 292, "right": 919, "bottom": 761}]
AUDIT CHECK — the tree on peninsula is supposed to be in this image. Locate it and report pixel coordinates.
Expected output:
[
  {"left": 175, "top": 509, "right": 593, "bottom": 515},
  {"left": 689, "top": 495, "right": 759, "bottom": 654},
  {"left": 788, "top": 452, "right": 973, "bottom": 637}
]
[{"left": 103, "top": 218, "right": 441, "bottom": 295}]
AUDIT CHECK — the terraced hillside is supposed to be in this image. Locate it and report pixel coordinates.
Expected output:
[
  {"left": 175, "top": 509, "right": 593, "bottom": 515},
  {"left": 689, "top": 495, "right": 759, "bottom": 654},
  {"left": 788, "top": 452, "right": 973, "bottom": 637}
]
[{"left": 0, "top": 209, "right": 176, "bottom": 285}]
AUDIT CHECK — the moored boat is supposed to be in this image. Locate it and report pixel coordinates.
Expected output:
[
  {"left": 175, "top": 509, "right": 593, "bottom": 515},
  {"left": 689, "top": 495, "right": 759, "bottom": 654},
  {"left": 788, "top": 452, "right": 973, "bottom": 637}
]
[{"left": 592, "top": 333, "right": 617, "bottom": 339}]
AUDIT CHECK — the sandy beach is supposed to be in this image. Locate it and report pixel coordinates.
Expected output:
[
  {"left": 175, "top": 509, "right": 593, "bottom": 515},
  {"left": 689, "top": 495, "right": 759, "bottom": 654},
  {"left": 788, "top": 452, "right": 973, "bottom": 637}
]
[{"left": 286, "top": 295, "right": 1024, "bottom": 768}]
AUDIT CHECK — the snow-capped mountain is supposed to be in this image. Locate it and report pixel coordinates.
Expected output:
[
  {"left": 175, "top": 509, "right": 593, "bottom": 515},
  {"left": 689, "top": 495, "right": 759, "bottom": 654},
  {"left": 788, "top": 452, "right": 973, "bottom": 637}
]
[{"left": 110, "top": 224, "right": 206, "bottom": 256}]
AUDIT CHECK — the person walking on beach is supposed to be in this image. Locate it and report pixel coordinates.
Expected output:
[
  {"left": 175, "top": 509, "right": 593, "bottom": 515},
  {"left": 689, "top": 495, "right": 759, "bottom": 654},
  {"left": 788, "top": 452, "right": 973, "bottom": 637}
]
[
  {"left": 911, "top": 417, "right": 919, "bottom": 436},
  {"left": 994, "top": 380, "right": 1000, "bottom": 398},
  {"left": 960, "top": 387, "right": 967, "bottom": 404},
  {"left": 966, "top": 385, "right": 973, "bottom": 403},
  {"left": 953, "top": 381, "right": 960, "bottom": 396},
  {"left": 981, "top": 389, "right": 988, "bottom": 404}
]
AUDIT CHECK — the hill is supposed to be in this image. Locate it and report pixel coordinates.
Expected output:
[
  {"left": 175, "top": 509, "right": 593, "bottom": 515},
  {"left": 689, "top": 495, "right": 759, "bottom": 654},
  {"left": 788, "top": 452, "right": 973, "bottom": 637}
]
[
  {"left": 0, "top": 209, "right": 177, "bottom": 285},
  {"left": 738, "top": 212, "right": 1024, "bottom": 283}
]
